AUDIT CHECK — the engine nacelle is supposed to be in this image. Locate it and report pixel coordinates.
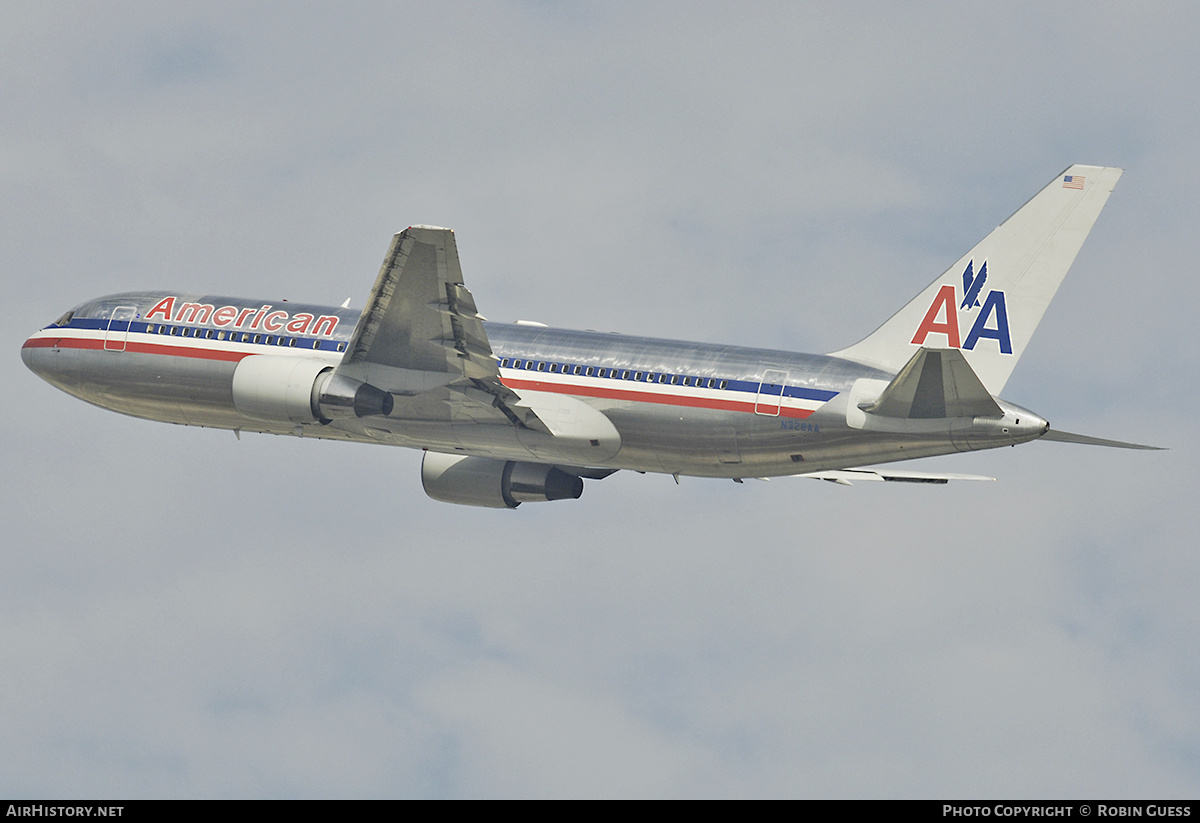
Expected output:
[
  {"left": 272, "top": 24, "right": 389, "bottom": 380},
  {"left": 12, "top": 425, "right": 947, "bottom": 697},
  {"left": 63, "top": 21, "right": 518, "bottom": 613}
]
[
  {"left": 421, "top": 452, "right": 584, "bottom": 508},
  {"left": 232, "top": 355, "right": 332, "bottom": 424},
  {"left": 232, "top": 355, "right": 394, "bottom": 425}
]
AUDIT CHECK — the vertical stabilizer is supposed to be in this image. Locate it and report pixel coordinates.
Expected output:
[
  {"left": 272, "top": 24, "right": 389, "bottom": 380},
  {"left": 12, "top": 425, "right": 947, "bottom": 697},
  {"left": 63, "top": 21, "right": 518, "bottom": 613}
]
[{"left": 830, "top": 165, "right": 1122, "bottom": 394}]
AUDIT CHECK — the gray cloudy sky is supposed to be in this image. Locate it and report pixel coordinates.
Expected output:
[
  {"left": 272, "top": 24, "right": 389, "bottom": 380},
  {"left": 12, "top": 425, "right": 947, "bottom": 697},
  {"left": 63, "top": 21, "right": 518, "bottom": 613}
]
[{"left": 3, "top": 1, "right": 1197, "bottom": 798}]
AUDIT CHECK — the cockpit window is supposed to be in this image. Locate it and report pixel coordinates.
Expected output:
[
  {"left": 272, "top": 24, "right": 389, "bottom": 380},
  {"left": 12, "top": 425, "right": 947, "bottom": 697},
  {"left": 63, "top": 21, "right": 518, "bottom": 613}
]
[{"left": 54, "top": 311, "right": 74, "bottom": 327}]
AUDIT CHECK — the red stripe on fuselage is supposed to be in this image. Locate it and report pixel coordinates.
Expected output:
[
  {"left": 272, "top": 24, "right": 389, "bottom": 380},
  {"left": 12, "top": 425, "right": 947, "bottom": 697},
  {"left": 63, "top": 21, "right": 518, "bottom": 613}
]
[
  {"left": 24, "top": 334, "right": 254, "bottom": 363},
  {"left": 501, "top": 376, "right": 815, "bottom": 419}
]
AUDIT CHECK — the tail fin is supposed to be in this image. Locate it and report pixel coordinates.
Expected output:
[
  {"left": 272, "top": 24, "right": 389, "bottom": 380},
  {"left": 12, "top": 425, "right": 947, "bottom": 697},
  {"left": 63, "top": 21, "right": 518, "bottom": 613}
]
[{"left": 830, "top": 165, "right": 1123, "bottom": 394}]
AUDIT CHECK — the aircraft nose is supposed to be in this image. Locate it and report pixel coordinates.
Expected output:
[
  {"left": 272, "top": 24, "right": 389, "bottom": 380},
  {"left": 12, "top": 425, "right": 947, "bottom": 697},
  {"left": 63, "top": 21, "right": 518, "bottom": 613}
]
[
  {"left": 21, "top": 335, "right": 41, "bottom": 374},
  {"left": 21, "top": 332, "right": 64, "bottom": 385}
]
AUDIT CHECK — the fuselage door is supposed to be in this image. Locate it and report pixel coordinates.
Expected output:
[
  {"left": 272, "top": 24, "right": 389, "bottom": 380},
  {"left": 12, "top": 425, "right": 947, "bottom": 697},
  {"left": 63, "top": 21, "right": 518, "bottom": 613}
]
[
  {"left": 755, "top": 369, "right": 788, "bottom": 416},
  {"left": 104, "top": 305, "right": 138, "bottom": 352}
]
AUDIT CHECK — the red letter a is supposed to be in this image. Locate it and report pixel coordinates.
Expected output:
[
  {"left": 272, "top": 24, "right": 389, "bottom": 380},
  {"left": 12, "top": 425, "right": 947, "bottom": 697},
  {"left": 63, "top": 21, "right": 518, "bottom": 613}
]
[
  {"left": 145, "top": 296, "right": 176, "bottom": 322},
  {"left": 910, "top": 284, "right": 961, "bottom": 348}
]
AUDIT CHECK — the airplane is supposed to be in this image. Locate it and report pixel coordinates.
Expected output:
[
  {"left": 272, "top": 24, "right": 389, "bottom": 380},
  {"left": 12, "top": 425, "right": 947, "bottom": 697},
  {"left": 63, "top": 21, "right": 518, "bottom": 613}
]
[{"left": 21, "top": 164, "right": 1158, "bottom": 507}]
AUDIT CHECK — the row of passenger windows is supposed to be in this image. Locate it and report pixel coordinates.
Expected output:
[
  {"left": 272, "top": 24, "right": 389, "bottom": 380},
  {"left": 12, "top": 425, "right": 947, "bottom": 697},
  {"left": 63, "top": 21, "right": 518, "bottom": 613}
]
[
  {"left": 144, "top": 323, "right": 347, "bottom": 352},
  {"left": 499, "top": 357, "right": 728, "bottom": 390}
]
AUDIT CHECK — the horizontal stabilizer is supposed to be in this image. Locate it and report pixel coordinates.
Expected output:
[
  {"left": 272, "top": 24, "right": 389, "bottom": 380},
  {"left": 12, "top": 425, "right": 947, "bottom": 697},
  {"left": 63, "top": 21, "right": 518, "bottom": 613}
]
[
  {"left": 799, "top": 468, "right": 995, "bottom": 485},
  {"left": 1040, "top": 428, "right": 1163, "bottom": 450},
  {"left": 862, "top": 347, "right": 1002, "bottom": 419}
]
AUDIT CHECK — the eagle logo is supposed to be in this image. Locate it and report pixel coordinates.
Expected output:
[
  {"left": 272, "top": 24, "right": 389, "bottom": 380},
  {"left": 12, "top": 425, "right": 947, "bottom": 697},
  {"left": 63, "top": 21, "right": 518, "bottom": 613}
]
[{"left": 960, "top": 260, "right": 987, "bottom": 310}]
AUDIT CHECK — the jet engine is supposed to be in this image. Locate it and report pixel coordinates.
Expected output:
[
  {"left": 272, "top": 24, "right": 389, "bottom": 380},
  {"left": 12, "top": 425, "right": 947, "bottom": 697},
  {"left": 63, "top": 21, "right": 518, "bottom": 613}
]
[
  {"left": 231, "top": 355, "right": 392, "bottom": 425},
  {"left": 421, "top": 451, "right": 584, "bottom": 508}
]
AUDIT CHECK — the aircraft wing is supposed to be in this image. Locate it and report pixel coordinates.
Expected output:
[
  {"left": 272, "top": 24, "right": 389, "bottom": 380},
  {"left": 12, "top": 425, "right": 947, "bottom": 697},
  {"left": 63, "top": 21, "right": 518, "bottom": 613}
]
[
  {"left": 331, "top": 226, "right": 547, "bottom": 430},
  {"left": 798, "top": 468, "right": 996, "bottom": 485}
]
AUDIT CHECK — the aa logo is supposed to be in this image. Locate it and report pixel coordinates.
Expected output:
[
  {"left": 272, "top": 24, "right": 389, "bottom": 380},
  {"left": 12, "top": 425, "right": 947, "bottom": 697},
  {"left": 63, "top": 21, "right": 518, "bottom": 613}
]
[{"left": 911, "top": 260, "right": 1013, "bottom": 354}]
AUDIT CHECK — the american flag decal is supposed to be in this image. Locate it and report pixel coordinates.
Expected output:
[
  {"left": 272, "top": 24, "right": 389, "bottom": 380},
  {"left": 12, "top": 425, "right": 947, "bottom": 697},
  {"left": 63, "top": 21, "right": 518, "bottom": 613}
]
[{"left": 1062, "top": 175, "right": 1085, "bottom": 190}]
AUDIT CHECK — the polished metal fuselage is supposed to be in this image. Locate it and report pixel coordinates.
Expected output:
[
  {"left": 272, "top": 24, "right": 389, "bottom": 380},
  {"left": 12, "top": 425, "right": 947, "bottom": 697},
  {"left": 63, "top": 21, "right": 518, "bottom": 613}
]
[{"left": 23, "top": 291, "right": 1045, "bottom": 477}]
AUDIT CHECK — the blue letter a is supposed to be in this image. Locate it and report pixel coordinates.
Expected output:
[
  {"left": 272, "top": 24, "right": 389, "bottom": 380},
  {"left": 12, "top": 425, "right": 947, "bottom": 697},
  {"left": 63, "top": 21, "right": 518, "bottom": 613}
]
[{"left": 962, "top": 291, "right": 1012, "bottom": 354}]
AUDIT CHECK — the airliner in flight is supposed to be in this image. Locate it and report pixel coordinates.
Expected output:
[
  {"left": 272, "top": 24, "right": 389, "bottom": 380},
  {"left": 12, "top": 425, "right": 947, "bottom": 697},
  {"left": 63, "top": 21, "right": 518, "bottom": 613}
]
[{"left": 22, "top": 165, "right": 1156, "bottom": 507}]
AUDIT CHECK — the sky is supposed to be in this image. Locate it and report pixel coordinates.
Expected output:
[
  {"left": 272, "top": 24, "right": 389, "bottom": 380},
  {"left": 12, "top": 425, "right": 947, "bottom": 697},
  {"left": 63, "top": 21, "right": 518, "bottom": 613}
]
[{"left": 3, "top": 1, "right": 1197, "bottom": 798}]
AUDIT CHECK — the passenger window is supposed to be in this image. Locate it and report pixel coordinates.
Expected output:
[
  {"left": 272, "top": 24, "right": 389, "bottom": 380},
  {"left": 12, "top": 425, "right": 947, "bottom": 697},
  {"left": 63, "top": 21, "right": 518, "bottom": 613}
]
[
  {"left": 622, "top": 370, "right": 630, "bottom": 380},
  {"left": 336, "top": 342, "right": 345, "bottom": 352},
  {"left": 312, "top": 340, "right": 320, "bottom": 349},
  {"left": 217, "top": 331, "right": 226, "bottom": 340},
  {"left": 253, "top": 334, "right": 261, "bottom": 344},
  {"left": 501, "top": 358, "right": 509, "bottom": 368},
  {"left": 586, "top": 367, "right": 594, "bottom": 377},
  {"left": 146, "top": 324, "right": 155, "bottom": 334},
  {"left": 288, "top": 338, "right": 296, "bottom": 347},
  {"left": 573, "top": 365, "right": 582, "bottom": 375},
  {"left": 719, "top": 380, "right": 727, "bottom": 390},
  {"left": 537, "top": 362, "right": 546, "bottom": 372}
]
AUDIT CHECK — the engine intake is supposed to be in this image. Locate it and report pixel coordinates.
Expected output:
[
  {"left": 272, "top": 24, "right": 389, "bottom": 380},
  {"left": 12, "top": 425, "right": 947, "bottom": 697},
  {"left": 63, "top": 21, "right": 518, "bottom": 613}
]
[{"left": 232, "top": 355, "right": 332, "bottom": 424}]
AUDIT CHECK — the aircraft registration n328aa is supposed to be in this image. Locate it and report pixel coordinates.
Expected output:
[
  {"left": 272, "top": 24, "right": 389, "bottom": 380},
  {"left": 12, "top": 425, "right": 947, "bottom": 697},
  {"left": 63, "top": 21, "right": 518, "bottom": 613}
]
[{"left": 22, "top": 164, "right": 1158, "bottom": 507}]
